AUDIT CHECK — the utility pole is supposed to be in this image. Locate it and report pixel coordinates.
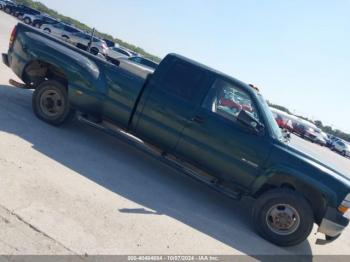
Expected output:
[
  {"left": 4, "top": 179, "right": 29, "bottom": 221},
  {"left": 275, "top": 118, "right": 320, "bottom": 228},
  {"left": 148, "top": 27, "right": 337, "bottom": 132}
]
[{"left": 88, "top": 28, "right": 95, "bottom": 53}]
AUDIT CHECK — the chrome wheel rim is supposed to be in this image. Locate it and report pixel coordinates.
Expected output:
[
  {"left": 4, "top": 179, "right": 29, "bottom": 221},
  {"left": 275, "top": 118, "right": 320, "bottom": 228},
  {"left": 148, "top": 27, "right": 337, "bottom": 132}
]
[
  {"left": 39, "top": 89, "right": 65, "bottom": 118},
  {"left": 266, "top": 204, "right": 300, "bottom": 235}
]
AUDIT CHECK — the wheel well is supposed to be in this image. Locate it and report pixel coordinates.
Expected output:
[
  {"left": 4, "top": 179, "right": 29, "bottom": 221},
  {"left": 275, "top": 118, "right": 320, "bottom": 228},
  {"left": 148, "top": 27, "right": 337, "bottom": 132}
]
[
  {"left": 22, "top": 60, "right": 68, "bottom": 89},
  {"left": 254, "top": 176, "right": 327, "bottom": 224}
]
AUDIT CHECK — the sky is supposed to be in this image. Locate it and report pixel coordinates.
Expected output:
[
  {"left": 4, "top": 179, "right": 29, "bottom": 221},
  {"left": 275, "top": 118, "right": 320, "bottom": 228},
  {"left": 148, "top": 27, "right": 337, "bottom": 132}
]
[{"left": 39, "top": 0, "right": 350, "bottom": 133}]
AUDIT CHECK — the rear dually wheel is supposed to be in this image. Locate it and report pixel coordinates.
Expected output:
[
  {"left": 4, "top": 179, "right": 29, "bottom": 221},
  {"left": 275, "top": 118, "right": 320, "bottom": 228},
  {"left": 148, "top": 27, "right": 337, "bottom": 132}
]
[{"left": 32, "top": 80, "right": 74, "bottom": 126}]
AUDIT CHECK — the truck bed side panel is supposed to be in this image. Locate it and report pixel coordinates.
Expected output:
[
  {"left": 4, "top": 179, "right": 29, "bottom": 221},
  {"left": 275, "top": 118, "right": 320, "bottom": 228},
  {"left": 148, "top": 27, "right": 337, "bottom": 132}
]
[
  {"left": 103, "top": 65, "right": 146, "bottom": 129},
  {"left": 8, "top": 24, "right": 145, "bottom": 127}
]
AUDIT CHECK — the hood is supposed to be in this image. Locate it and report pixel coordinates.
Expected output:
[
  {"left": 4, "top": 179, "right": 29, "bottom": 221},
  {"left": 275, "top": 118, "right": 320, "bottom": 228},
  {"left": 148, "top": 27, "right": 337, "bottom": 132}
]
[{"left": 275, "top": 141, "right": 350, "bottom": 188}]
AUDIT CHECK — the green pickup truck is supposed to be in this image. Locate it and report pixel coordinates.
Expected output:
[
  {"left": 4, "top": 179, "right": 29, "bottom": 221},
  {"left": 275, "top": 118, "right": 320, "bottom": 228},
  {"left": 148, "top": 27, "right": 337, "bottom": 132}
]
[{"left": 3, "top": 23, "right": 350, "bottom": 246}]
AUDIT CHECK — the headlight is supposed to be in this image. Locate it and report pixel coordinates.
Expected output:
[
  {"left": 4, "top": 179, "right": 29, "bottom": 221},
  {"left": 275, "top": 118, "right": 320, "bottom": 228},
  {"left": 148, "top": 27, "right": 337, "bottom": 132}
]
[{"left": 338, "top": 193, "right": 350, "bottom": 218}]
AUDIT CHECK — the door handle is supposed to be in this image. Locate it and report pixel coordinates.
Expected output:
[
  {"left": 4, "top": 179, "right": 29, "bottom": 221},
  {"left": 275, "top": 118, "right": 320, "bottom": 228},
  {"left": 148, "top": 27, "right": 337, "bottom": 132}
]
[{"left": 191, "top": 115, "right": 205, "bottom": 124}]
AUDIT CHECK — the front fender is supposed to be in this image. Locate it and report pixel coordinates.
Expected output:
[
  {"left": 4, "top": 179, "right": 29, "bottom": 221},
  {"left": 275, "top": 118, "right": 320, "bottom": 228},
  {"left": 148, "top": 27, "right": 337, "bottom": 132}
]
[{"left": 251, "top": 164, "right": 337, "bottom": 207}]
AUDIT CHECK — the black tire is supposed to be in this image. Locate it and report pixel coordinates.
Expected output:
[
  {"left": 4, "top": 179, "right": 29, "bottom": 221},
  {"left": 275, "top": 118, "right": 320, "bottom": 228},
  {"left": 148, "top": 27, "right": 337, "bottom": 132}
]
[
  {"left": 252, "top": 188, "right": 314, "bottom": 247},
  {"left": 342, "top": 151, "right": 346, "bottom": 156},
  {"left": 24, "top": 17, "right": 31, "bottom": 24},
  {"left": 44, "top": 28, "right": 51, "bottom": 33},
  {"left": 90, "top": 47, "right": 99, "bottom": 56},
  {"left": 62, "top": 35, "right": 69, "bottom": 41},
  {"left": 5, "top": 7, "right": 10, "bottom": 13},
  {"left": 32, "top": 80, "right": 74, "bottom": 126}
]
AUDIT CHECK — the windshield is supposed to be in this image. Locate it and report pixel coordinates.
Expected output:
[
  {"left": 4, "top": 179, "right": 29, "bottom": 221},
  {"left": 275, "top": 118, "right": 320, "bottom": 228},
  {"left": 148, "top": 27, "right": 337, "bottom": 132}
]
[{"left": 257, "top": 94, "right": 283, "bottom": 140}]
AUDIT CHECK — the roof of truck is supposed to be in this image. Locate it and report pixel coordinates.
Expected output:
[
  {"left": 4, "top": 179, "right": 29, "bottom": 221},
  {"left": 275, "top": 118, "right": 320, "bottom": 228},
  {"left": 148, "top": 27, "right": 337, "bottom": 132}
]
[{"left": 167, "top": 53, "right": 257, "bottom": 95}]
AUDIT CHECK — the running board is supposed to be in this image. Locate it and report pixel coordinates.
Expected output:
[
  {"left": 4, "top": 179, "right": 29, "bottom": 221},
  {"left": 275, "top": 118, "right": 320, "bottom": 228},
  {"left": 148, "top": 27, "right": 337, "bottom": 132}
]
[{"left": 77, "top": 114, "right": 242, "bottom": 200}]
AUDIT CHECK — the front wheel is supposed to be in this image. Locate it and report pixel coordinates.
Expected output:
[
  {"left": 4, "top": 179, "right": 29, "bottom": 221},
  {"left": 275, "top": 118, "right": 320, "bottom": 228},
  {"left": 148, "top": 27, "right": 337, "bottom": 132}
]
[
  {"left": 252, "top": 189, "right": 314, "bottom": 246},
  {"left": 32, "top": 80, "right": 74, "bottom": 126}
]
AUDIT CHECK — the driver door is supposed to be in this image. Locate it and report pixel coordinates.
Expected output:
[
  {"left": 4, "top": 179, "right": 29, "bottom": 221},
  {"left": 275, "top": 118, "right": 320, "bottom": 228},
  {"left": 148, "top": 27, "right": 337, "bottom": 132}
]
[{"left": 174, "top": 77, "right": 271, "bottom": 188}]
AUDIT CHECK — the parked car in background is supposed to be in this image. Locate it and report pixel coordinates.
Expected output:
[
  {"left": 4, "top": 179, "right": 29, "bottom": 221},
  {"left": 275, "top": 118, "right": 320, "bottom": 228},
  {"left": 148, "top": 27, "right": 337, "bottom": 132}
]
[
  {"left": 271, "top": 111, "right": 293, "bottom": 132},
  {"left": 116, "top": 56, "right": 156, "bottom": 78},
  {"left": 332, "top": 140, "right": 350, "bottom": 157},
  {"left": 12, "top": 4, "right": 40, "bottom": 19},
  {"left": 103, "top": 38, "right": 115, "bottom": 48},
  {"left": 270, "top": 107, "right": 295, "bottom": 132},
  {"left": 32, "top": 14, "right": 59, "bottom": 28},
  {"left": 327, "top": 136, "right": 341, "bottom": 148},
  {"left": 21, "top": 9, "right": 43, "bottom": 25},
  {"left": 292, "top": 119, "right": 318, "bottom": 140},
  {"left": 313, "top": 132, "right": 327, "bottom": 146},
  {"left": 128, "top": 56, "right": 158, "bottom": 70},
  {"left": 41, "top": 22, "right": 80, "bottom": 41},
  {"left": 69, "top": 31, "right": 108, "bottom": 56},
  {"left": 0, "top": 0, "right": 8, "bottom": 10},
  {"left": 3, "top": 0, "right": 16, "bottom": 14},
  {"left": 107, "top": 46, "right": 133, "bottom": 61}
]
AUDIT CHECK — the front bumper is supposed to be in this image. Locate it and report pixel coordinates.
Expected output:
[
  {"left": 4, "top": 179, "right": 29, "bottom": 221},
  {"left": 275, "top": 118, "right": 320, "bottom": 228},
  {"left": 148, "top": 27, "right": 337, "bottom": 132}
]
[
  {"left": 2, "top": 53, "right": 9, "bottom": 67},
  {"left": 318, "top": 207, "right": 349, "bottom": 241}
]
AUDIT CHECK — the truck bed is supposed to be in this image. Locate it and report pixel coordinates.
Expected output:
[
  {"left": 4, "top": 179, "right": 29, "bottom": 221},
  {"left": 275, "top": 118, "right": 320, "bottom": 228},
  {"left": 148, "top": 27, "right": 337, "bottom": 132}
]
[{"left": 7, "top": 23, "right": 147, "bottom": 129}]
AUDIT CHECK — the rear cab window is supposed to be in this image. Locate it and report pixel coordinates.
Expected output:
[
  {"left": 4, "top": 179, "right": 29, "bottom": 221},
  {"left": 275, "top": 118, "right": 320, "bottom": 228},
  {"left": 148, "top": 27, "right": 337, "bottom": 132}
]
[{"left": 160, "top": 61, "right": 205, "bottom": 101}]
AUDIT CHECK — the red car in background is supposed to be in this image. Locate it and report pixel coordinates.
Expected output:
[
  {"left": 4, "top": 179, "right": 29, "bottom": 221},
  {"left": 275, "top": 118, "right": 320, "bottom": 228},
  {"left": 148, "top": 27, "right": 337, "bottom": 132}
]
[
  {"left": 271, "top": 109, "right": 294, "bottom": 132},
  {"left": 219, "top": 97, "right": 242, "bottom": 111}
]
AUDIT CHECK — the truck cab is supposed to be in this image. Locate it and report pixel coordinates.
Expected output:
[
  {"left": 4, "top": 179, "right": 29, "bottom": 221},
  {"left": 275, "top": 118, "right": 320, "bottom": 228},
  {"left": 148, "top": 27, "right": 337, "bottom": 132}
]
[{"left": 131, "top": 54, "right": 277, "bottom": 188}]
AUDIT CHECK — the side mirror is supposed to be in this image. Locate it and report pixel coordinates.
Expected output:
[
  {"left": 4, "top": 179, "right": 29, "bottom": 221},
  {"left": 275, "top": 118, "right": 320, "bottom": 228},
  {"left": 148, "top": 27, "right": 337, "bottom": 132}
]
[{"left": 237, "top": 110, "right": 264, "bottom": 134}]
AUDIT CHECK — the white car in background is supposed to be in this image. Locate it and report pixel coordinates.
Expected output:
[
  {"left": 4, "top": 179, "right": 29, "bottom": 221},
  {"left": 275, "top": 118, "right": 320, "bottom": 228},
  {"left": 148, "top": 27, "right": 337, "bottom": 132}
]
[
  {"left": 69, "top": 31, "right": 108, "bottom": 56},
  {"left": 332, "top": 140, "right": 350, "bottom": 157},
  {"left": 128, "top": 56, "right": 158, "bottom": 70},
  {"left": 107, "top": 46, "right": 133, "bottom": 61},
  {"left": 22, "top": 13, "right": 40, "bottom": 25},
  {"left": 41, "top": 22, "right": 80, "bottom": 41},
  {"left": 116, "top": 56, "right": 158, "bottom": 79},
  {"left": 41, "top": 23, "right": 108, "bottom": 56}
]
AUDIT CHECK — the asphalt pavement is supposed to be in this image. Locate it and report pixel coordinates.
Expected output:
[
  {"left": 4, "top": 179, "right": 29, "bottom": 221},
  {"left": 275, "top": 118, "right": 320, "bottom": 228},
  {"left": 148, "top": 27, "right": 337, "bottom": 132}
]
[{"left": 0, "top": 11, "right": 349, "bottom": 256}]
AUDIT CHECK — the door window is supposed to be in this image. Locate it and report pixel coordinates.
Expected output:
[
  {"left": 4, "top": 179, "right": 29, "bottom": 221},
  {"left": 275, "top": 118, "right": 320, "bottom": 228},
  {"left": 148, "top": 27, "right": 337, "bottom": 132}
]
[
  {"left": 161, "top": 61, "right": 204, "bottom": 101},
  {"left": 203, "top": 79, "right": 260, "bottom": 122}
]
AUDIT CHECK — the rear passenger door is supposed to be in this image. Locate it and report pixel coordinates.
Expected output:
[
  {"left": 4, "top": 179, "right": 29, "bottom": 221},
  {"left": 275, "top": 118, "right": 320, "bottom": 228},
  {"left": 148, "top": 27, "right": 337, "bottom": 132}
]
[{"left": 133, "top": 60, "right": 208, "bottom": 152}]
